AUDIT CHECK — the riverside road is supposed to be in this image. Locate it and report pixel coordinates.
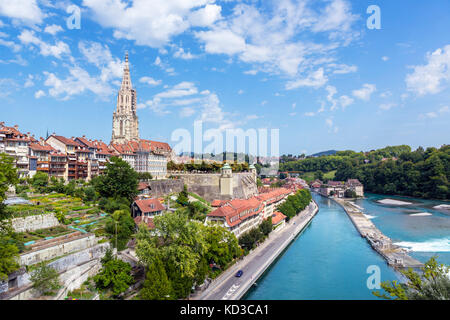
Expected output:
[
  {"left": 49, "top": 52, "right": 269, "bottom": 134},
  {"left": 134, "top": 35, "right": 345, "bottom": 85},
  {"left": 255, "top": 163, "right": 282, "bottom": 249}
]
[{"left": 194, "top": 201, "right": 319, "bottom": 300}]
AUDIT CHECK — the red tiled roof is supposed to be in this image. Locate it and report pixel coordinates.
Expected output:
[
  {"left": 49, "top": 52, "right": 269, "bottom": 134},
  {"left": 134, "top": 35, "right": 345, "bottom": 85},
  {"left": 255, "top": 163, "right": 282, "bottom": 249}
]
[
  {"left": 327, "top": 181, "right": 344, "bottom": 187},
  {"left": 271, "top": 211, "right": 287, "bottom": 225},
  {"left": 51, "top": 135, "right": 82, "bottom": 147},
  {"left": 211, "top": 200, "right": 227, "bottom": 207},
  {"left": 138, "top": 182, "right": 149, "bottom": 191},
  {"left": 76, "top": 137, "right": 96, "bottom": 149},
  {"left": 134, "top": 216, "right": 155, "bottom": 229},
  {"left": 134, "top": 198, "right": 165, "bottom": 214},
  {"left": 29, "top": 143, "right": 55, "bottom": 152}
]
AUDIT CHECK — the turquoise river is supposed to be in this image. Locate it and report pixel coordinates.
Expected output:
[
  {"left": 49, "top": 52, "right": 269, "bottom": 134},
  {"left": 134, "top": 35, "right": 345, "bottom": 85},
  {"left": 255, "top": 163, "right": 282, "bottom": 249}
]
[{"left": 244, "top": 193, "right": 450, "bottom": 300}]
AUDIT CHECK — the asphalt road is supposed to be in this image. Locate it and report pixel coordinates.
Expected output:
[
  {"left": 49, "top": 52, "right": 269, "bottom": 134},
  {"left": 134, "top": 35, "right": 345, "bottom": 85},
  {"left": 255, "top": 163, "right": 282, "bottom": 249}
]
[{"left": 195, "top": 201, "right": 318, "bottom": 300}]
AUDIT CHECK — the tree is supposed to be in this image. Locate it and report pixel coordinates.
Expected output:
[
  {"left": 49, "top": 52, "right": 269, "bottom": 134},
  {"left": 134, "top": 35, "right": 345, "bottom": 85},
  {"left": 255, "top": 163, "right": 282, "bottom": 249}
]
[
  {"left": 138, "top": 172, "right": 153, "bottom": 181},
  {"left": 314, "top": 170, "right": 324, "bottom": 181},
  {"left": 31, "top": 171, "right": 49, "bottom": 193},
  {"left": 0, "top": 222, "right": 20, "bottom": 280},
  {"left": 177, "top": 184, "right": 189, "bottom": 206},
  {"left": 259, "top": 217, "right": 273, "bottom": 236},
  {"left": 30, "top": 263, "right": 60, "bottom": 295},
  {"left": 140, "top": 255, "right": 173, "bottom": 300},
  {"left": 0, "top": 153, "right": 18, "bottom": 216},
  {"left": 94, "top": 257, "right": 134, "bottom": 297},
  {"left": 373, "top": 257, "right": 450, "bottom": 300},
  {"left": 105, "top": 209, "right": 135, "bottom": 251},
  {"left": 92, "top": 156, "right": 139, "bottom": 202}
]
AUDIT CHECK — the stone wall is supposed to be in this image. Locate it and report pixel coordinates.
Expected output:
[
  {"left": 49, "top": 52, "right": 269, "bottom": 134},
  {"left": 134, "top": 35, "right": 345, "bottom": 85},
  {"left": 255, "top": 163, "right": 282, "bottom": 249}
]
[
  {"left": 19, "top": 234, "right": 98, "bottom": 266},
  {"left": 174, "top": 172, "right": 258, "bottom": 202},
  {"left": 146, "top": 179, "right": 184, "bottom": 198},
  {"left": 11, "top": 213, "right": 59, "bottom": 233},
  {"left": 2, "top": 243, "right": 109, "bottom": 300}
]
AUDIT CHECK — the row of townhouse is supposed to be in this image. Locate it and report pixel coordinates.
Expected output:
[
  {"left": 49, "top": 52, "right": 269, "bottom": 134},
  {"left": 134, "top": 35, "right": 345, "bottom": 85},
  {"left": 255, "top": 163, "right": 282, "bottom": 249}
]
[
  {"left": 0, "top": 122, "right": 172, "bottom": 181},
  {"left": 206, "top": 187, "right": 294, "bottom": 238}
]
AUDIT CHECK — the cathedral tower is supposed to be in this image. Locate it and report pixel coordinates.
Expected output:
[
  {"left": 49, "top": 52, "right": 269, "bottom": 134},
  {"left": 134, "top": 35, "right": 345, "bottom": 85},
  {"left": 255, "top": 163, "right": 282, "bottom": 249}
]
[{"left": 111, "top": 52, "right": 139, "bottom": 144}]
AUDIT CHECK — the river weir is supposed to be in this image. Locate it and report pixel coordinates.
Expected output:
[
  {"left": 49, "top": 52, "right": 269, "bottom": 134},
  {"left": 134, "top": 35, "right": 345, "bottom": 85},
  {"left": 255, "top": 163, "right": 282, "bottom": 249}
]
[{"left": 334, "top": 198, "right": 423, "bottom": 269}]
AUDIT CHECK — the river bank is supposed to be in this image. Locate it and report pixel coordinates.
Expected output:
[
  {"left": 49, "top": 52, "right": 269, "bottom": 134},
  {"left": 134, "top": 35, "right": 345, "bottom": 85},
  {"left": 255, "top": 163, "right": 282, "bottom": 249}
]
[
  {"left": 194, "top": 200, "right": 319, "bottom": 300},
  {"left": 334, "top": 198, "right": 423, "bottom": 270}
]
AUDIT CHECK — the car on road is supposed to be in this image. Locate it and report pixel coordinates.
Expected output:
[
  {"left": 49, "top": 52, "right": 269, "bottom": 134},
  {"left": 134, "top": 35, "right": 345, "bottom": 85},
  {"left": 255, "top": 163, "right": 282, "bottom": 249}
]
[{"left": 235, "top": 270, "right": 243, "bottom": 277}]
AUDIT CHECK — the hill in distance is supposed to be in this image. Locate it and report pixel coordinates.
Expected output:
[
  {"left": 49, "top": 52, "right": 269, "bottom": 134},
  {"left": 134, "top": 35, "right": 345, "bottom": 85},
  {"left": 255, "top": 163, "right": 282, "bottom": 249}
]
[{"left": 309, "top": 150, "right": 338, "bottom": 157}]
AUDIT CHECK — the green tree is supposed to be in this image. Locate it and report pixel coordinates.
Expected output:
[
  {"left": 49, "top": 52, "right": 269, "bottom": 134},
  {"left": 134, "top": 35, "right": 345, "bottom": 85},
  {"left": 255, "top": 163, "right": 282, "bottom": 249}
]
[
  {"left": 140, "top": 255, "right": 173, "bottom": 300},
  {"left": 30, "top": 263, "right": 60, "bottom": 295},
  {"left": 105, "top": 209, "right": 135, "bottom": 251},
  {"left": 30, "top": 171, "right": 49, "bottom": 193},
  {"left": 0, "top": 221, "right": 20, "bottom": 280},
  {"left": 0, "top": 153, "right": 18, "bottom": 216},
  {"left": 94, "top": 257, "right": 134, "bottom": 297},
  {"left": 373, "top": 257, "right": 450, "bottom": 300},
  {"left": 92, "top": 156, "right": 139, "bottom": 202},
  {"left": 314, "top": 170, "right": 324, "bottom": 181},
  {"left": 259, "top": 217, "right": 273, "bottom": 236}
]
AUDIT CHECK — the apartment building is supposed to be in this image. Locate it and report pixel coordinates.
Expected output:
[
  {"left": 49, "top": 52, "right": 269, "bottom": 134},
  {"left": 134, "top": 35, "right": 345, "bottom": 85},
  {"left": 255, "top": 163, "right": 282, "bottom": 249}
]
[{"left": 206, "top": 188, "right": 293, "bottom": 238}]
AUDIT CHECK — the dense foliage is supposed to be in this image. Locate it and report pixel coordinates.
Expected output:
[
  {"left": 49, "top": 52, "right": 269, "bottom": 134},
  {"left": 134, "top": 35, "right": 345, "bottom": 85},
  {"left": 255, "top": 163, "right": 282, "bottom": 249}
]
[
  {"left": 0, "top": 153, "right": 18, "bottom": 216},
  {"left": 105, "top": 209, "right": 135, "bottom": 250},
  {"left": 335, "top": 145, "right": 449, "bottom": 199},
  {"left": 94, "top": 251, "right": 134, "bottom": 297},
  {"left": 373, "top": 257, "right": 450, "bottom": 300},
  {"left": 30, "top": 263, "right": 60, "bottom": 295},
  {"left": 277, "top": 189, "right": 312, "bottom": 220},
  {"left": 92, "top": 156, "right": 139, "bottom": 202},
  {"left": 168, "top": 160, "right": 249, "bottom": 173},
  {"left": 280, "top": 145, "right": 449, "bottom": 200},
  {"left": 135, "top": 211, "right": 241, "bottom": 299},
  {"left": 238, "top": 218, "right": 273, "bottom": 251}
]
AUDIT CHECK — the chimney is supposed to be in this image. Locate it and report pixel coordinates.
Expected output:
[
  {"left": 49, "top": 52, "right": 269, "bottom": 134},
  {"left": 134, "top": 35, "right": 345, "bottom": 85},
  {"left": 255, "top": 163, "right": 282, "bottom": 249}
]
[{"left": 14, "top": 125, "right": 18, "bottom": 129}]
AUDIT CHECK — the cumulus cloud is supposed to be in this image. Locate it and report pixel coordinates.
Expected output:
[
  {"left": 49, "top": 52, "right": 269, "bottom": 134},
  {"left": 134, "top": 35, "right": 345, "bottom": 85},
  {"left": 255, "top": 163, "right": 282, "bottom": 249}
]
[
  {"left": 139, "top": 76, "right": 162, "bottom": 86},
  {"left": 18, "top": 29, "right": 70, "bottom": 59},
  {"left": 44, "top": 24, "right": 63, "bottom": 35},
  {"left": 406, "top": 44, "right": 450, "bottom": 96},
  {"left": 352, "top": 83, "right": 376, "bottom": 101},
  {"left": 285, "top": 68, "right": 328, "bottom": 90},
  {"left": 82, "top": 0, "right": 218, "bottom": 47},
  {"left": 34, "top": 89, "right": 45, "bottom": 98},
  {"left": 0, "top": 0, "right": 44, "bottom": 24}
]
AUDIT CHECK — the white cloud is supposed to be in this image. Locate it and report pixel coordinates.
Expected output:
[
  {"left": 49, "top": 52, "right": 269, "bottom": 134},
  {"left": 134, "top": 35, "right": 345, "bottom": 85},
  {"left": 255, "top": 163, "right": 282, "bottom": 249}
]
[
  {"left": 18, "top": 29, "right": 70, "bottom": 59},
  {"left": 24, "top": 74, "right": 34, "bottom": 88},
  {"left": 419, "top": 105, "right": 449, "bottom": 119},
  {"left": 44, "top": 24, "right": 63, "bottom": 35},
  {"left": 238, "top": 89, "right": 244, "bottom": 95},
  {"left": 78, "top": 41, "right": 123, "bottom": 82},
  {"left": 154, "top": 56, "right": 176, "bottom": 75},
  {"left": 139, "top": 76, "right": 162, "bottom": 87},
  {"left": 304, "top": 112, "right": 315, "bottom": 117},
  {"left": 382, "top": 56, "right": 389, "bottom": 61},
  {"left": 43, "top": 67, "right": 113, "bottom": 100},
  {"left": 0, "top": 0, "right": 44, "bottom": 24},
  {"left": 196, "top": 29, "right": 246, "bottom": 55},
  {"left": 285, "top": 68, "right": 328, "bottom": 90},
  {"left": 189, "top": 4, "right": 222, "bottom": 27},
  {"left": 34, "top": 89, "right": 45, "bottom": 98},
  {"left": 406, "top": 44, "right": 450, "bottom": 96},
  {"left": 339, "top": 95, "right": 354, "bottom": 109},
  {"left": 352, "top": 83, "right": 376, "bottom": 101},
  {"left": 173, "top": 47, "right": 196, "bottom": 60},
  {"left": 329, "top": 63, "right": 357, "bottom": 74},
  {"left": 379, "top": 103, "right": 397, "bottom": 111},
  {"left": 0, "top": 37, "right": 21, "bottom": 52},
  {"left": 180, "top": 106, "right": 196, "bottom": 118},
  {"left": 83, "top": 0, "right": 218, "bottom": 47}
]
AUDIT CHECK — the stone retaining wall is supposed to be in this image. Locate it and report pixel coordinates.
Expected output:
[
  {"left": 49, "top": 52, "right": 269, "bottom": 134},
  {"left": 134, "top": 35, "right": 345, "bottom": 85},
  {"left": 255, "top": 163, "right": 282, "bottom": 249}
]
[{"left": 11, "top": 213, "right": 59, "bottom": 233}]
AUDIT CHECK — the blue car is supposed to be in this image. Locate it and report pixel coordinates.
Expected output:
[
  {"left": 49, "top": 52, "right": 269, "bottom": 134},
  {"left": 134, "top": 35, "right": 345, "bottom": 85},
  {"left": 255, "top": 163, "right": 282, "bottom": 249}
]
[{"left": 235, "top": 270, "right": 243, "bottom": 277}]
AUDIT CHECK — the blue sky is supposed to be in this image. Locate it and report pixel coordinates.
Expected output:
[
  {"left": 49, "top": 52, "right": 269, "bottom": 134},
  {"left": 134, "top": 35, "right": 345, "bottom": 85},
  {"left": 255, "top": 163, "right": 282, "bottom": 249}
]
[{"left": 0, "top": 0, "right": 449, "bottom": 156}]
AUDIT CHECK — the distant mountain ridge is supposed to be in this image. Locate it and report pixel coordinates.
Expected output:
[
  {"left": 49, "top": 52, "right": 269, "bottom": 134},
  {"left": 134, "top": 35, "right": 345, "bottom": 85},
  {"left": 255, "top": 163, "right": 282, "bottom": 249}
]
[{"left": 309, "top": 150, "right": 338, "bottom": 157}]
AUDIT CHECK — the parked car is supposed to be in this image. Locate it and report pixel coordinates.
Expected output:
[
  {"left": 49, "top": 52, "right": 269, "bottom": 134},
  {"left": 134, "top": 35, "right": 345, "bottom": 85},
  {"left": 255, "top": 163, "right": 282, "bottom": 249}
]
[{"left": 235, "top": 270, "right": 243, "bottom": 277}]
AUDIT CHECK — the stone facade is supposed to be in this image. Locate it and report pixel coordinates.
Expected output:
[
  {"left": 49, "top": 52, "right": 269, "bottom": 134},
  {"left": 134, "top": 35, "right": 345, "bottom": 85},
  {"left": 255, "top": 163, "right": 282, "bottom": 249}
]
[
  {"left": 10, "top": 213, "right": 59, "bottom": 233},
  {"left": 111, "top": 53, "right": 139, "bottom": 144}
]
